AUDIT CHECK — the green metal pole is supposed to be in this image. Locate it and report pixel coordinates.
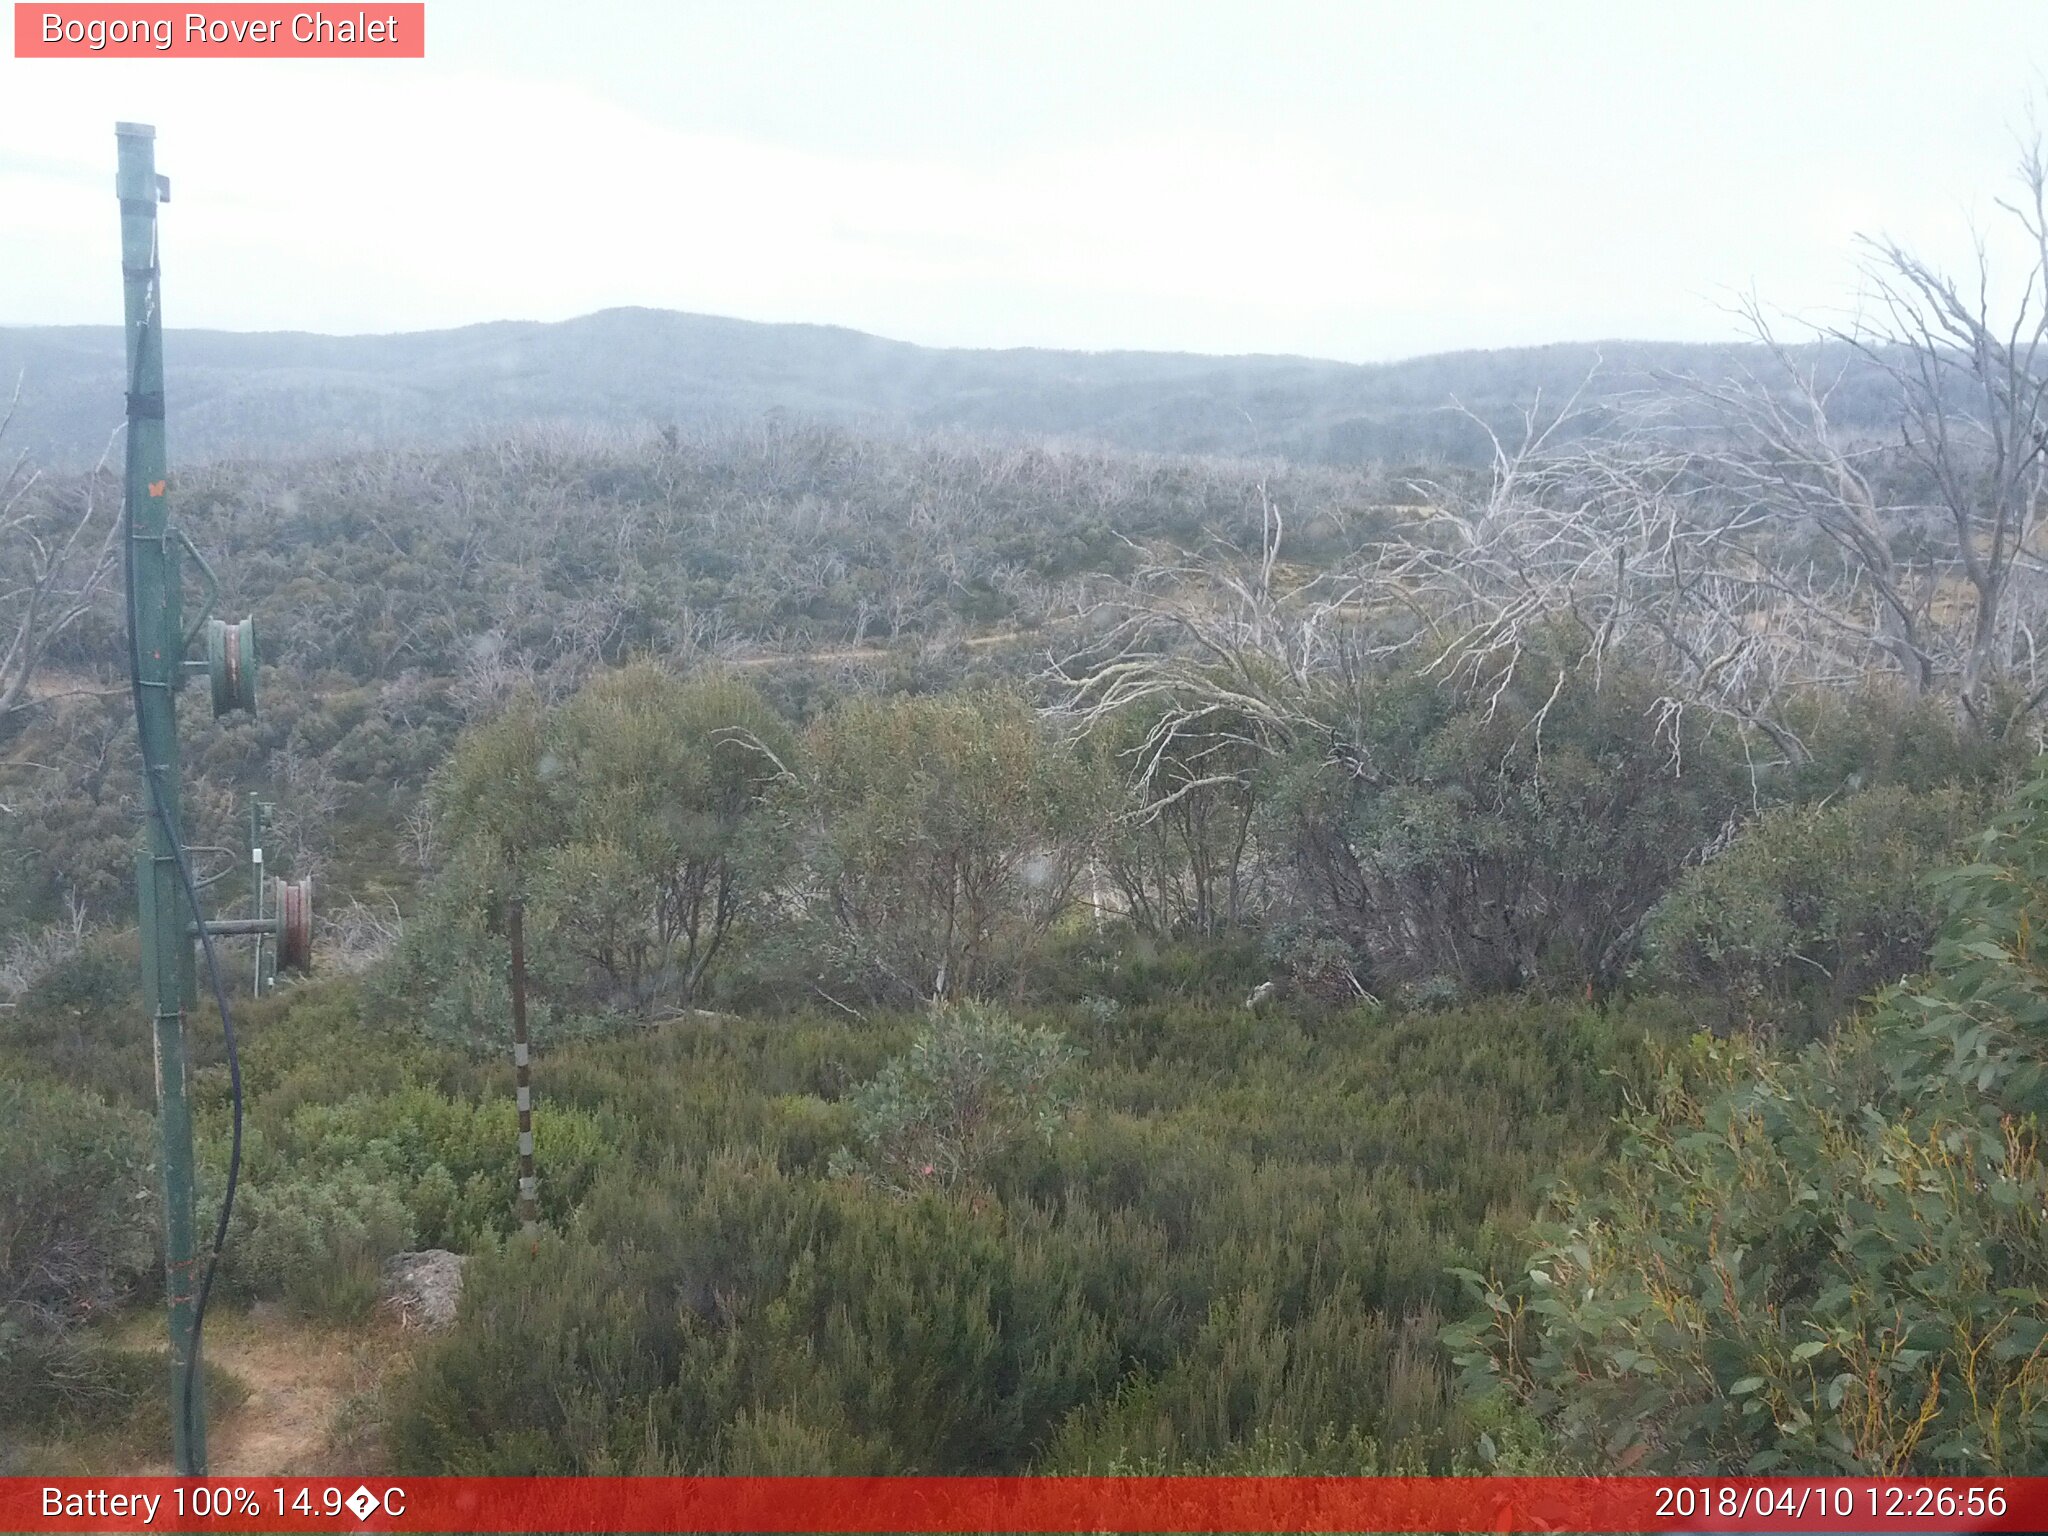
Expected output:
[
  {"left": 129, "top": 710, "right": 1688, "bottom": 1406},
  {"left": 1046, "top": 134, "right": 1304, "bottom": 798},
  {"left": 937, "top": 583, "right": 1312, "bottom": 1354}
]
[{"left": 117, "top": 120, "right": 206, "bottom": 1476}]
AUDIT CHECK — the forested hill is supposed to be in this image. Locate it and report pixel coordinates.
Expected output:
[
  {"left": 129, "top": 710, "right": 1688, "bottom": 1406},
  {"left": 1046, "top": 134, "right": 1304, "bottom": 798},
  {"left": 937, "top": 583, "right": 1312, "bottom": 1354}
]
[{"left": 0, "top": 307, "right": 1885, "bottom": 468}]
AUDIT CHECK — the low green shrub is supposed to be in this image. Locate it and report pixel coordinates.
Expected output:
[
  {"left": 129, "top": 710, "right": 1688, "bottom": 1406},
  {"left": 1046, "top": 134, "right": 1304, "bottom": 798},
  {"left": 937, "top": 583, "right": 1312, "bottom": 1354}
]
[
  {"left": 1012, "top": 928, "right": 1268, "bottom": 1009},
  {"left": 385, "top": 992, "right": 1657, "bottom": 1474},
  {"left": 1452, "top": 772, "right": 2048, "bottom": 1474},
  {"left": 218, "top": 1168, "right": 416, "bottom": 1319},
  {"left": 0, "top": 1339, "right": 160, "bottom": 1436},
  {"left": 177, "top": 986, "right": 624, "bottom": 1322},
  {"left": 830, "top": 1003, "right": 1079, "bottom": 1195},
  {"left": 0, "top": 1071, "right": 156, "bottom": 1428},
  {"left": 0, "top": 937, "right": 151, "bottom": 1106},
  {"left": 0, "top": 1073, "right": 154, "bottom": 1338},
  {"left": 388, "top": 1153, "right": 1123, "bottom": 1473},
  {"left": 0, "top": 1340, "right": 246, "bottom": 1454},
  {"left": 250, "top": 1081, "right": 613, "bottom": 1245},
  {"left": 1642, "top": 785, "right": 1979, "bottom": 1036}
]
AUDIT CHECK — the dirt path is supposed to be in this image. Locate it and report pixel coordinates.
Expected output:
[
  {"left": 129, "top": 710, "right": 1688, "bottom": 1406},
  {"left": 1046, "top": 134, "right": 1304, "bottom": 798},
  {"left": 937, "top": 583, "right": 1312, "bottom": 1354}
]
[
  {"left": 118, "top": 1307, "right": 404, "bottom": 1475},
  {"left": 209, "top": 1311, "right": 396, "bottom": 1475},
  {"left": 730, "top": 629, "right": 1032, "bottom": 668}
]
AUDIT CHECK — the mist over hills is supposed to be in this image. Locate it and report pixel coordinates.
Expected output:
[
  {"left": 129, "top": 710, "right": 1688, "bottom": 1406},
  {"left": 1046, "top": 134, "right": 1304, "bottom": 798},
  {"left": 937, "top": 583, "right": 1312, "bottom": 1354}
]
[{"left": 0, "top": 306, "right": 1884, "bottom": 469}]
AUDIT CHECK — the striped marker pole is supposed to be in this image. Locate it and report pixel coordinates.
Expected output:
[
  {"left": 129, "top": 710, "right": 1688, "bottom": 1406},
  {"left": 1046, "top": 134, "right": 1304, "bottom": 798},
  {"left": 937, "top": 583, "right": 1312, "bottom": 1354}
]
[{"left": 508, "top": 895, "right": 538, "bottom": 1232}]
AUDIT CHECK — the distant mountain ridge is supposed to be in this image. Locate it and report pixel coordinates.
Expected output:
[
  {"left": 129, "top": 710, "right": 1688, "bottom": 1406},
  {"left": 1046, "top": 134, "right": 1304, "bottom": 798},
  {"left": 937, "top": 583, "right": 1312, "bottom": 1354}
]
[{"left": 0, "top": 306, "right": 1879, "bottom": 469}]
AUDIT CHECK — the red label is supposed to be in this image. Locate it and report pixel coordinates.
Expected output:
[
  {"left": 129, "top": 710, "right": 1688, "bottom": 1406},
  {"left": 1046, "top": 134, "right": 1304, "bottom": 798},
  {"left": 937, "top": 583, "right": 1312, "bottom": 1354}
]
[
  {"left": 2, "top": 1477, "right": 2045, "bottom": 1533},
  {"left": 13, "top": 3, "right": 425, "bottom": 56}
]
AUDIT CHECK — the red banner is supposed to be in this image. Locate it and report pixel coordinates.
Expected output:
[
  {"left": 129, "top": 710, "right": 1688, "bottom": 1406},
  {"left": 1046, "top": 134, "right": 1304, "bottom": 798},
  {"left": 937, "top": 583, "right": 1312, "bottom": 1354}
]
[
  {"left": 12, "top": 4, "right": 424, "bottom": 58},
  {"left": 5, "top": 1477, "right": 2044, "bottom": 1533}
]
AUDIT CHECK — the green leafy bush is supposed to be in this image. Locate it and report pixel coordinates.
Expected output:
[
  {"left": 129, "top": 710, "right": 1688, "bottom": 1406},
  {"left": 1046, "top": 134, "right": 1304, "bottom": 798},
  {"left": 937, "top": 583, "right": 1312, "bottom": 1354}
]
[
  {"left": 233, "top": 1080, "right": 616, "bottom": 1250},
  {"left": 0, "top": 1074, "right": 154, "bottom": 1336},
  {"left": 0, "top": 1072, "right": 155, "bottom": 1425},
  {"left": 1267, "top": 653, "right": 1748, "bottom": 994},
  {"left": 219, "top": 1169, "right": 416, "bottom": 1319},
  {"left": 0, "top": 1341, "right": 246, "bottom": 1452},
  {"left": 1642, "top": 786, "right": 1980, "bottom": 1036},
  {"left": 397, "top": 669, "right": 794, "bottom": 1035},
  {"left": 537, "top": 666, "right": 795, "bottom": 1014},
  {"left": 375, "top": 814, "right": 591, "bottom": 1049},
  {"left": 830, "top": 1003, "right": 1079, "bottom": 1194},
  {"left": 788, "top": 690, "right": 1105, "bottom": 1004},
  {"left": 1449, "top": 773, "right": 2048, "bottom": 1473},
  {"left": 19, "top": 941, "right": 133, "bottom": 1016},
  {"left": 0, "top": 937, "right": 152, "bottom": 1106},
  {"left": 182, "top": 989, "right": 623, "bottom": 1321},
  {"left": 1778, "top": 684, "right": 2031, "bottom": 801},
  {"left": 389, "top": 1153, "right": 1120, "bottom": 1473},
  {"left": 1010, "top": 928, "right": 1266, "bottom": 1010}
]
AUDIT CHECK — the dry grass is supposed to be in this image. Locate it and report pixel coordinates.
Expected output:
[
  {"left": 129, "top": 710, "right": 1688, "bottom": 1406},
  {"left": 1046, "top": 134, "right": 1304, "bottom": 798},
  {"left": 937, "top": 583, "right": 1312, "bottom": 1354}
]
[{"left": 7, "top": 1305, "right": 413, "bottom": 1476}]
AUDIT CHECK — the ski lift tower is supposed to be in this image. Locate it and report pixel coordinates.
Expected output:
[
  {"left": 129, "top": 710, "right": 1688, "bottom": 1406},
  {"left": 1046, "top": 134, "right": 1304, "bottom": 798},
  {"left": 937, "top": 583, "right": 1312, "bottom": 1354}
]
[{"left": 116, "top": 121, "right": 312, "bottom": 1475}]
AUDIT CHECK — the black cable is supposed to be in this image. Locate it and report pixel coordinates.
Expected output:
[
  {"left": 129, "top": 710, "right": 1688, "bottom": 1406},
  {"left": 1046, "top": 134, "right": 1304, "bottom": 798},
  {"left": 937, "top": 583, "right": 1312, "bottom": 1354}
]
[
  {"left": 122, "top": 225, "right": 243, "bottom": 1468},
  {"left": 153, "top": 774, "right": 242, "bottom": 1460}
]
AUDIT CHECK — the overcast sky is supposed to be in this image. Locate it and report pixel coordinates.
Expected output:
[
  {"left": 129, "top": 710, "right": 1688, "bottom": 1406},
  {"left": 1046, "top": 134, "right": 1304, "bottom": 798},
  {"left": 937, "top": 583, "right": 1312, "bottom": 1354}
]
[{"left": 2, "top": 1, "right": 2044, "bottom": 361}]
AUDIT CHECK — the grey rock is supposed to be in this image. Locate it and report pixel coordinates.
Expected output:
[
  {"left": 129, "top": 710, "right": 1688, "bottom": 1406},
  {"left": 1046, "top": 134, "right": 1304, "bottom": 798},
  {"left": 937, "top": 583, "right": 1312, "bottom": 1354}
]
[{"left": 381, "top": 1248, "right": 467, "bottom": 1331}]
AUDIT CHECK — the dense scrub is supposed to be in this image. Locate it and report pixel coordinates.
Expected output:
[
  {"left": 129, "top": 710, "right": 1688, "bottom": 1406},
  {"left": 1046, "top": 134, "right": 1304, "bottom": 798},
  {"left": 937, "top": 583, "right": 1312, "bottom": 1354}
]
[
  {"left": 371, "top": 645, "right": 2026, "bottom": 1048},
  {"left": 383, "top": 992, "right": 1654, "bottom": 1472},
  {"left": 0, "top": 1073, "right": 156, "bottom": 1425},
  {"left": 4, "top": 388, "right": 2045, "bottom": 1478},
  {"left": 1452, "top": 774, "right": 2048, "bottom": 1473},
  {"left": 1642, "top": 784, "right": 1986, "bottom": 1037},
  {"left": 0, "top": 426, "right": 1399, "bottom": 977},
  {"left": 1, "top": 934, "right": 1660, "bottom": 1471},
  {"left": 7, "top": 551, "right": 2030, "bottom": 1473}
]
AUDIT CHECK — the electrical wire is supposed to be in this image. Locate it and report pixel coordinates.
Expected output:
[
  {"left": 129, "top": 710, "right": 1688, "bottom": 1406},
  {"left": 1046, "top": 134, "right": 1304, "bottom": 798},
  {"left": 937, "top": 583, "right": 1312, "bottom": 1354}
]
[{"left": 122, "top": 221, "right": 244, "bottom": 1469}]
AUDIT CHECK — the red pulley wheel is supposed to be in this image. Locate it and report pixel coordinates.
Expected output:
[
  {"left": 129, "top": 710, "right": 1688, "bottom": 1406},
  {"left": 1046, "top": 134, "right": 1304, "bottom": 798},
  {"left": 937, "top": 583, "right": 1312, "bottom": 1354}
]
[{"left": 273, "top": 875, "right": 313, "bottom": 972}]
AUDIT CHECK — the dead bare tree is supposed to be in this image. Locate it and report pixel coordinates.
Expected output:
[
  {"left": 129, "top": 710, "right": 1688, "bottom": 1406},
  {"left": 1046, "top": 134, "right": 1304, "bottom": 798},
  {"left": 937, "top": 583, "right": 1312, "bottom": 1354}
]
[
  {"left": 320, "top": 893, "right": 405, "bottom": 975},
  {"left": 1691, "top": 139, "right": 2048, "bottom": 735},
  {"left": 1850, "top": 146, "right": 2048, "bottom": 728},
  {"left": 1048, "top": 440, "right": 1767, "bottom": 990},
  {"left": 1682, "top": 302, "right": 1941, "bottom": 701},
  {"left": 1049, "top": 481, "right": 1368, "bottom": 810},
  {"left": 1064, "top": 137, "right": 2048, "bottom": 780},
  {"left": 1050, "top": 375, "right": 1813, "bottom": 778},
  {"left": 0, "top": 379, "right": 122, "bottom": 725},
  {"left": 1384, "top": 398, "right": 1837, "bottom": 765},
  {"left": 0, "top": 890, "right": 90, "bottom": 1002}
]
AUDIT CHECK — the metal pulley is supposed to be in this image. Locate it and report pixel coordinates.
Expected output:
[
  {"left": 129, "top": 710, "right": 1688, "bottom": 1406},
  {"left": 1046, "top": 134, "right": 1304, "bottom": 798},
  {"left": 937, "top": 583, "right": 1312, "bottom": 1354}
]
[
  {"left": 206, "top": 616, "right": 257, "bottom": 717},
  {"left": 272, "top": 875, "right": 313, "bottom": 972}
]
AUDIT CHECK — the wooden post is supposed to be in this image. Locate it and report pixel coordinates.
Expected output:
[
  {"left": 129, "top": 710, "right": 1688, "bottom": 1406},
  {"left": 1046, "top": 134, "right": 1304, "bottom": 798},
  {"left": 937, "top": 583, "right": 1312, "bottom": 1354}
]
[{"left": 508, "top": 894, "right": 538, "bottom": 1231}]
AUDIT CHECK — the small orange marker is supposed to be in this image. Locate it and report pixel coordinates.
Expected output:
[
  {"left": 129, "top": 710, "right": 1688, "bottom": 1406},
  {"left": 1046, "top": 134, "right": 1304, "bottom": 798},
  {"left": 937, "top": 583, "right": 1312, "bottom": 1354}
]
[{"left": 148, "top": 480, "right": 166, "bottom": 496}]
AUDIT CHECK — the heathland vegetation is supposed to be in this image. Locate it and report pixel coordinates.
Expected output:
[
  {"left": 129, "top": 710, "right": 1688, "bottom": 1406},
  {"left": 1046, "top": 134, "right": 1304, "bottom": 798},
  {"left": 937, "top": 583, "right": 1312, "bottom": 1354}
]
[{"left": 5, "top": 146, "right": 2048, "bottom": 1476}]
